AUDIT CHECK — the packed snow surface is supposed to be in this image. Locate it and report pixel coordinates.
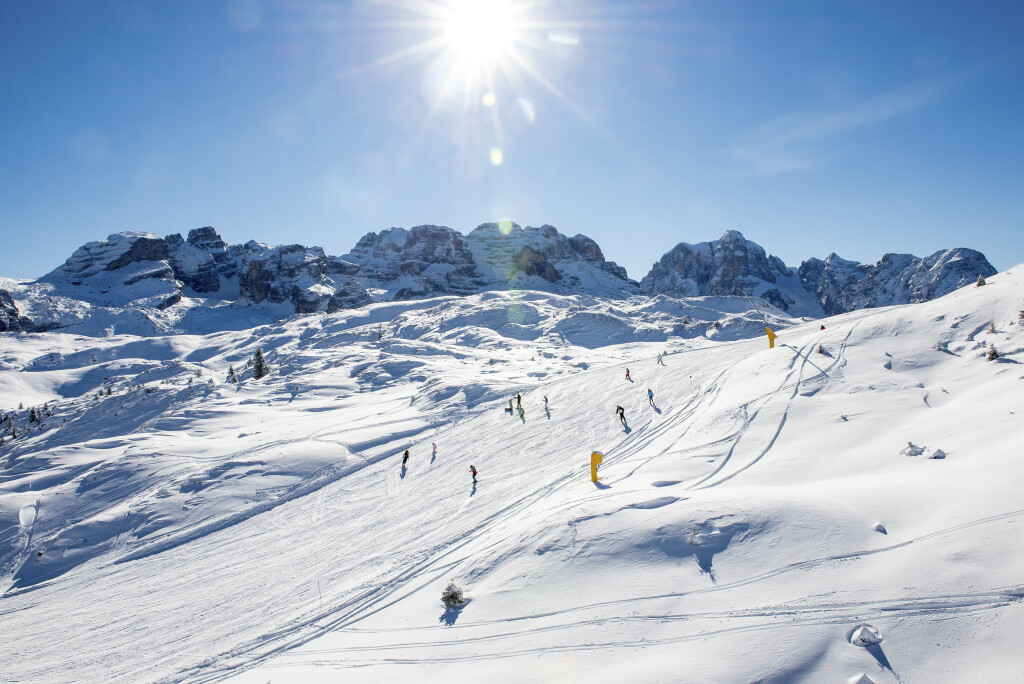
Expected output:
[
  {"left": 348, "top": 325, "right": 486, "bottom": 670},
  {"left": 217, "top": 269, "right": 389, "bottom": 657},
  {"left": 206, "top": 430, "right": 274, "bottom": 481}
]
[{"left": 1, "top": 268, "right": 1023, "bottom": 683}]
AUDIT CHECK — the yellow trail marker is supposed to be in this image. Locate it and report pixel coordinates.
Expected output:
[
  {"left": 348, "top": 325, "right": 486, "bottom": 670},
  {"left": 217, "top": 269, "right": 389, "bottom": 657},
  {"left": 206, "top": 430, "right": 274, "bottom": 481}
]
[
  {"left": 766, "top": 326, "right": 777, "bottom": 349},
  {"left": 590, "top": 451, "right": 604, "bottom": 482}
]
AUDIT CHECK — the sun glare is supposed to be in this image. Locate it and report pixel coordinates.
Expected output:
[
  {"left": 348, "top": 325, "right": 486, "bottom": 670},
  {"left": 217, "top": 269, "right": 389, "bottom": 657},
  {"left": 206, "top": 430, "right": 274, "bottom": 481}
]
[{"left": 441, "top": 0, "right": 518, "bottom": 65}]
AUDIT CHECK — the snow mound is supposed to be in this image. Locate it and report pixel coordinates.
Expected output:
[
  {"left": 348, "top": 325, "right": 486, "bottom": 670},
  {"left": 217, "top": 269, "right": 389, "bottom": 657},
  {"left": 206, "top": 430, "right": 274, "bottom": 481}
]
[{"left": 848, "top": 623, "right": 884, "bottom": 647}]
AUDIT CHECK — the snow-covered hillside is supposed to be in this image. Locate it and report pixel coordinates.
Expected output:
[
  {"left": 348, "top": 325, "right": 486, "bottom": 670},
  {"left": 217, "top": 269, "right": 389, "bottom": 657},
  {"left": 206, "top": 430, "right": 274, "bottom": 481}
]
[{"left": 0, "top": 265, "right": 1021, "bottom": 683}]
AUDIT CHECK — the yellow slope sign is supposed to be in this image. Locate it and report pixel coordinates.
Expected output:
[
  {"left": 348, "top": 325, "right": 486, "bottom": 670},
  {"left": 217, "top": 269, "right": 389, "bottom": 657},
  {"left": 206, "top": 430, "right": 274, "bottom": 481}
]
[
  {"left": 591, "top": 451, "right": 604, "bottom": 482},
  {"left": 766, "top": 326, "right": 777, "bottom": 349}
]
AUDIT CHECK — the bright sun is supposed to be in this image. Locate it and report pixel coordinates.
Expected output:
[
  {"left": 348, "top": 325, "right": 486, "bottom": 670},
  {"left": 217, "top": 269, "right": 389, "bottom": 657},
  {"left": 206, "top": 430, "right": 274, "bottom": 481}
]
[{"left": 441, "top": 0, "right": 519, "bottom": 66}]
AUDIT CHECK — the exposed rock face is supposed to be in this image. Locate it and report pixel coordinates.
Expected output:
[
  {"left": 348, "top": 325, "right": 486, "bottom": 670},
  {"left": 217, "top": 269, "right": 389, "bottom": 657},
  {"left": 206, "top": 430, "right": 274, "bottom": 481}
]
[
  {"left": 801, "top": 248, "right": 997, "bottom": 316},
  {"left": 641, "top": 230, "right": 997, "bottom": 316},
  {"left": 0, "top": 289, "right": 22, "bottom": 332},
  {"left": 641, "top": 230, "right": 789, "bottom": 298},
  {"left": 340, "top": 223, "right": 636, "bottom": 298},
  {"left": 8, "top": 224, "right": 999, "bottom": 334}
]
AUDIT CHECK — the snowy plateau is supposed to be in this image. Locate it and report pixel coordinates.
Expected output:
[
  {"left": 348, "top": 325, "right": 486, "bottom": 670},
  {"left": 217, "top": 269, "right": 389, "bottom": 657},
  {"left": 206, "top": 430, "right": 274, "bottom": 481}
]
[{"left": 0, "top": 243, "right": 1022, "bottom": 682}]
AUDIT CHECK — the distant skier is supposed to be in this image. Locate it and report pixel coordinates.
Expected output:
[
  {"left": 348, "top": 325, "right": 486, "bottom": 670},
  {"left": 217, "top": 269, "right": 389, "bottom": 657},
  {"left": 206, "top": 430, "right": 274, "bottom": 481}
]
[
  {"left": 402, "top": 449, "right": 410, "bottom": 467},
  {"left": 432, "top": 442, "right": 437, "bottom": 456},
  {"left": 625, "top": 368, "right": 631, "bottom": 380},
  {"left": 543, "top": 395, "right": 549, "bottom": 410},
  {"left": 820, "top": 324, "right": 825, "bottom": 331},
  {"left": 648, "top": 388, "right": 655, "bottom": 406},
  {"left": 516, "top": 393, "right": 522, "bottom": 409},
  {"left": 508, "top": 397, "right": 514, "bottom": 412},
  {"left": 616, "top": 405, "right": 626, "bottom": 425},
  {"left": 470, "top": 465, "right": 477, "bottom": 483},
  {"left": 656, "top": 354, "right": 664, "bottom": 366},
  {"left": 519, "top": 406, "right": 525, "bottom": 419}
]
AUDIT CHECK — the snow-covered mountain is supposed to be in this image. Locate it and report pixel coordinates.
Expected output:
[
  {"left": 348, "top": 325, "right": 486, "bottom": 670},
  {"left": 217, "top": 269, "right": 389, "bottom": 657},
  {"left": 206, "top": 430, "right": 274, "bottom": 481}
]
[
  {"left": 1, "top": 262, "right": 1022, "bottom": 683},
  {"left": 0, "top": 225, "right": 997, "bottom": 335},
  {"left": 640, "top": 230, "right": 996, "bottom": 317}
]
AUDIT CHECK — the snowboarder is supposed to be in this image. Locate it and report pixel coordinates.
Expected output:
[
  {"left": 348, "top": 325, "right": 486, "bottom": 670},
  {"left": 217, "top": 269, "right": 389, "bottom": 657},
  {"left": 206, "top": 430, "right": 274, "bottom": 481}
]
[
  {"left": 616, "top": 405, "right": 626, "bottom": 425},
  {"left": 470, "top": 465, "right": 477, "bottom": 482},
  {"left": 656, "top": 353, "right": 664, "bottom": 366},
  {"left": 516, "top": 393, "right": 522, "bottom": 409},
  {"left": 648, "top": 388, "right": 655, "bottom": 406},
  {"left": 402, "top": 449, "right": 410, "bottom": 467},
  {"left": 625, "top": 368, "right": 631, "bottom": 380}
]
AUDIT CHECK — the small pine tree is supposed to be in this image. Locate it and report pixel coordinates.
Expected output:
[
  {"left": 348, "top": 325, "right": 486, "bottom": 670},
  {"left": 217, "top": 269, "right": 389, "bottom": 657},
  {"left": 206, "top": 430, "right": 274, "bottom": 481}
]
[
  {"left": 29, "top": 408, "right": 38, "bottom": 423},
  {"left": 106, "top": 386, "right": 112, "bottom": 396},
  {"left": 252, "top": 347, "right": 269, "bottom": 380},
  {"left": 0, "top": 437, "right": 5, "bottom": 447},
  {"left": 989, "top": 323, "right": 996, "bottom": 334},
  {"left": 817, "top": 344, "right": 825, "bottom": 355},
  {"left": 987, "top": 346, "right": 999, "bottom": 361},
  {"left": 227, "top": 365, "right": 238, "bottom": 383},
  {"left": 18, "top": 402, "right": 23, "bottom": 410},
  {"left": 441, "top": 581, "right": 464, "bottom": 610},
  {"left": 976, "top": 273, "right": 986, "bottom": 287}
]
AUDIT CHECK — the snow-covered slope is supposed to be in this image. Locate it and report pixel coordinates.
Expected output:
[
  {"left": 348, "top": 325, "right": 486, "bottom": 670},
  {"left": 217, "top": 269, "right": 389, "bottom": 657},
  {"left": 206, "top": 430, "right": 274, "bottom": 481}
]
[{"left": 1, "top": 265, "right": 1022, "bottom": 683}]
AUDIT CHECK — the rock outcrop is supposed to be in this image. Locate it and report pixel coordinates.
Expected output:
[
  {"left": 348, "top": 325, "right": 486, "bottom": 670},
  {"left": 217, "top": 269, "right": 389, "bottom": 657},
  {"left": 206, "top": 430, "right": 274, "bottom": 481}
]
[{"left": 640, "top": 230, "right": 997, "bottom": 316}]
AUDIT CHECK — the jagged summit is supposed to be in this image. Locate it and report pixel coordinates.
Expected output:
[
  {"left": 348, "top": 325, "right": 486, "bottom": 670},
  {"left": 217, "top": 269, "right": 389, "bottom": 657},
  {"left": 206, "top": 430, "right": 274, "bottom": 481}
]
[
  {"left": 0, "top": 224, "right": 998, "bottom": 333},
  {"left": 640, "top": 230, "right": 996, "bottom": 317}
]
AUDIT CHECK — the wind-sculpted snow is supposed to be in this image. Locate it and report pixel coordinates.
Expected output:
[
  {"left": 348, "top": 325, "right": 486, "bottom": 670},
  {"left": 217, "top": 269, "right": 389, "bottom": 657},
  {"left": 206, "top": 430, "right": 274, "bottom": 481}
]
[{"left": 0, "top": 268, "right": 1022, "bottom": 683}]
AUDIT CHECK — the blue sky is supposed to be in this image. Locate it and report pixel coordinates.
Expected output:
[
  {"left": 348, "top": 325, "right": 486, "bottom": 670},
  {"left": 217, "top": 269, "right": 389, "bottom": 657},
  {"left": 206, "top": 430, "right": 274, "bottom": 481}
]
[{"left": 1, "top": 0, "right": 1022, "bottom": 281}]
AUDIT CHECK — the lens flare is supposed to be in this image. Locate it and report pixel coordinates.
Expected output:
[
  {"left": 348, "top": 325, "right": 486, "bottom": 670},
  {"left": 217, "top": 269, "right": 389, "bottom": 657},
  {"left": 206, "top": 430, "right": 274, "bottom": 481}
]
[{"left": 489, "top": 147, "right": 504, "bottom": 165}]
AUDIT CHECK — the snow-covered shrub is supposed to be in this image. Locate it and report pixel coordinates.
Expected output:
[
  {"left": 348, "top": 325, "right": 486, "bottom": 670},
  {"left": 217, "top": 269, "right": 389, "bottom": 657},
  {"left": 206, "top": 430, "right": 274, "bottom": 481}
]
[
  {"left": 989, "top": 323, "right": 996, "bottom": 334},
  {"left": 976, "top": 274, "right": 986, "bottom": 286},
  {"left": 987, "top": 346, "right": 999, "bottom": 361},
  {"left": 441, "top": 581, "right": 464, "bottom": 610},
  {"left": 817, "top": 344, "right": 825, "bottom": 355}
]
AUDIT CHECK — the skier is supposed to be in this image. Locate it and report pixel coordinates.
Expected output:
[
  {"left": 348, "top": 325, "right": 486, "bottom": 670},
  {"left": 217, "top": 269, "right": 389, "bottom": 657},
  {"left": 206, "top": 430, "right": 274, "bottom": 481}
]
[
  {"left": 820, "top": 324, "right": 825, "bottom": 331},
  {"left": 516, "top": 393, "right": 522, "bottom": 409},
  {"left": 625, "top": 368, "right": 631, "bottom": 380},
  {"left": 656, "top": 353, "right": 664, "bottom": 366},
  {"left": 402, "top": 449, "right": 410, "bottom": 467},
  {"left": 648, "top": 388, "right": 655, "bottom": 406},
  {"left": 508, "top": 397, "right": 514, "bottom": 412},
  {"left": 543, "top": 395, "right": 548, "bottom": 410},
  {"left": 470, "top": 465, "right": 477, "bottom": 483},
  {"left": 519, "top": 406, "right": 525, "bottom": 419},
  {"left": 616, "top": 405, "right": 626, "bottom": 425},
  {"left": 432, "top": 442, "right": 437, "bottom": 456}
]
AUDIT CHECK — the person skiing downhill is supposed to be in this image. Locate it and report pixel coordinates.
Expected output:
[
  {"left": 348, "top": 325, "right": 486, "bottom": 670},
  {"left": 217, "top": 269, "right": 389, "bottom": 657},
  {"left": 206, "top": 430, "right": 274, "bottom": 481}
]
[
  {"left": 508, "top": 397, "right": 514, "bottom": 412},
  {"left": 544, "top": 396, "right": 548, "bottom": 410},
  {"left": 656, "top": 354, "right": 664, "bottom": 366},
  {"left": 616, "top": 405, "right": 626, "bottom": 425},
  {"left": 516, "top": 393, "right": 522, "bottom": 409},
  {"left": 625, "top": 368, "right": 631, "bottom": 380},
  {"left": 648, "top": 388, "right": 655, "bottom": 406},
  {"left": 402, "top": 449, "right": 410, "bottom": 466},
  {"left": 432, "top": 442, "right": 437, "bottom": 457},
  {"left": 470, "top": 465, "right": 478, "bottom": 483}
]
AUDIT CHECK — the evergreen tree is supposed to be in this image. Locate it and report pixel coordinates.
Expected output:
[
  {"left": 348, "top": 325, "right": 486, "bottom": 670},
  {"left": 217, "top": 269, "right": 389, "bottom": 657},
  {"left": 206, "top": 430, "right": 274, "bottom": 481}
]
[
  {"left": 106, "top": 386, "right": 112, "bottom": 396},
  {"left": 227, "top": 365, "right": 238, "bottom": 383},
  {"left": 977, "top": 273, "right": 986, "bottom": 286},
  {"left": 252, "top": 347, "right": 269, "bottom": 380},
  {"left": 29, "top": 408, "right": 37, "bottom": 423},
  {"left": 989, "top": 323, "right": 996, "bottom": 334},
  {"left": 0, "top": 437, "right": 5, "bottom": 447},
  {"left": 18, "top": 402, "right": 23, "bottom": 410},
  {"left": 987, "top": 346, "right": 1000, "bottom": 361}
]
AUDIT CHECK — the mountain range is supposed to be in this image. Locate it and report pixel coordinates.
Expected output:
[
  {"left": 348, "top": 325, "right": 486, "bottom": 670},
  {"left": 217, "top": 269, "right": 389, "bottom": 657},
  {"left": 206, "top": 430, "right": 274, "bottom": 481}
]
[{"left": 0, "top": 223, "right": 995, "bottom": 333}]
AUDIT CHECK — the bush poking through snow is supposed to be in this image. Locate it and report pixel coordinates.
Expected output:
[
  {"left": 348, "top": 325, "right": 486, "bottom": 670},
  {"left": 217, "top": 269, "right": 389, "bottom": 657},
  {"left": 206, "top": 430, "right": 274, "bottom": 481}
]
[
  {"left": 987, "top": 346, "right": 1000, "bottom": 361},
  {"left": 817, "top": 344, "right": 825, "bottom": 355},
  {"left": 441, "top": 581, "right": 464, "bottom": 610},
  {"left": 976, "top": 273, "right": 986, "bottom": 286}
]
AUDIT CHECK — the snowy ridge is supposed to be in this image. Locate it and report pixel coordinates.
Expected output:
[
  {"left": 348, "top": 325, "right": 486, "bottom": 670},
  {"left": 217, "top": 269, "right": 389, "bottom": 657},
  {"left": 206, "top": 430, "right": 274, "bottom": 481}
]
[
  {"left": 1, "top": 264, "right": 1022, "bottom": 682},
  {"left": 0, "top": 225, "right": 996, "bottom": 334}
]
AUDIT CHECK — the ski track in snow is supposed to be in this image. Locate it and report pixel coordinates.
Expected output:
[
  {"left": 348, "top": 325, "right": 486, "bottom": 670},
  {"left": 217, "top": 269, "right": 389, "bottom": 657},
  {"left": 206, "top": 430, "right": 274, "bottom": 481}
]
[{"left": 1, "top": 272, "right": 1023, "bottom": 683}]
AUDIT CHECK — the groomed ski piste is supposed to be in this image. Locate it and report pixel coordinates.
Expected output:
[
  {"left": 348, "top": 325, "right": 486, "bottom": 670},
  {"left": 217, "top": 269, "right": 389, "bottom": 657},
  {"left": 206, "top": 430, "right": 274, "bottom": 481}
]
[{"left": 1, "top": 267, "right": 1022, "bottom": 683}]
